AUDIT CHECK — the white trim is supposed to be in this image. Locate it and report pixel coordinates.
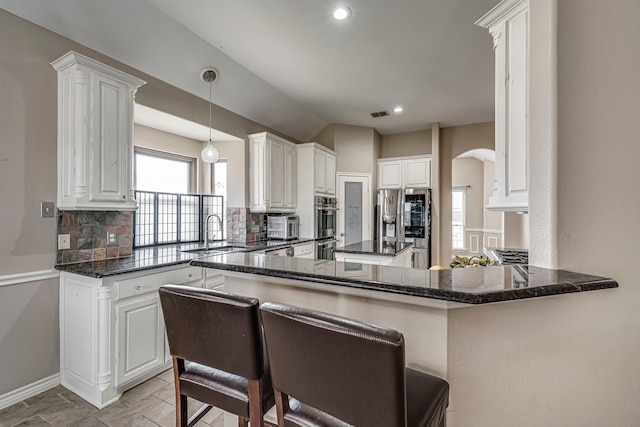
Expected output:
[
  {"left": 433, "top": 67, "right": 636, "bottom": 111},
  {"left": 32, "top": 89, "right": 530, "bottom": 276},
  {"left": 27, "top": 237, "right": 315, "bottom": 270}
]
[
  {"left": 0, "top": 269, "right": 59, "bottom": 288},
  {"left": 466, "top": 228, "right": 504, "bottom": 234},
  {"left": 377, "top": 154, "right": 432, "bottom": 162},
  {"left": 0, "top": 374, "right": 60, "bottom": 411}
]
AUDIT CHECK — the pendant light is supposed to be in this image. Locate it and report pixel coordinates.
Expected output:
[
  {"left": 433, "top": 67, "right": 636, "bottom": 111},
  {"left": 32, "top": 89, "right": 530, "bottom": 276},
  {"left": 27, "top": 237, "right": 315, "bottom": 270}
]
[{"left": 201, "top": 67, "right": 220, "bottom": 163}]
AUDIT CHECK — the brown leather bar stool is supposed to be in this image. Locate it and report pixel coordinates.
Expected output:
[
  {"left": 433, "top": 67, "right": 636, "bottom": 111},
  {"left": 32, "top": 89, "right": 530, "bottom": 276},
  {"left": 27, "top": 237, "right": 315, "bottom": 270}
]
[
  {"left": 159, "top": 285, "right": 275, "bottom": 427},
  {"left": 259, "top": 302, "right": 449, "bottom": 427}
]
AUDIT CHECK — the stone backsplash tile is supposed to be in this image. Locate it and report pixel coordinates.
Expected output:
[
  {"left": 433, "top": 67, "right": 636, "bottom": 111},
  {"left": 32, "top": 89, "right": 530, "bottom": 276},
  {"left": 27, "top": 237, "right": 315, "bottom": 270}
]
[
  {"left": 57, "top": 210, "right": 133, "bottom": 263},
  {"left": 226, "top": 207, "right": 267, "bottom": 244}
]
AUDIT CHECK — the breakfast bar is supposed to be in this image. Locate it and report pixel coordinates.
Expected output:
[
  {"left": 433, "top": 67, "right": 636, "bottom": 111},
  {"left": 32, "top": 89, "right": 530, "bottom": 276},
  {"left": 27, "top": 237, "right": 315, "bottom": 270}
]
[{"left": 189, "top": 252, "right": 617, "bottom": 425}]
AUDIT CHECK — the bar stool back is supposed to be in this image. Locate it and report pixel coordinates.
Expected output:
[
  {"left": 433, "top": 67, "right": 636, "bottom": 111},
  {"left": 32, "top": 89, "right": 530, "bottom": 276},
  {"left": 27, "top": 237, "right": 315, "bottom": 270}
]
[
  {"left": 159, "top": 285, "right": 274, "bottom": 427},
  {"left": 259, "top": 302, "right": 449, "bottom": 427}
]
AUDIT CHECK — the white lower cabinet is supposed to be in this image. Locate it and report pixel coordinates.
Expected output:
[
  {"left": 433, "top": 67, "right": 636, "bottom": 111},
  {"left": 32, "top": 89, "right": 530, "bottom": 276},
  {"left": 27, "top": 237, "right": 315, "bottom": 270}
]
[
  {"left": 59, "top": 265, "right": 202, "bottom": 408},
  {"left": 292, "top": 241, "right": 314, "bottom": 259},
  {"left": 115, "top": 295, "right": 165, "bottom": 388},
  {"left": 334, "top": 250, "right": 412, "bottom": 268}
]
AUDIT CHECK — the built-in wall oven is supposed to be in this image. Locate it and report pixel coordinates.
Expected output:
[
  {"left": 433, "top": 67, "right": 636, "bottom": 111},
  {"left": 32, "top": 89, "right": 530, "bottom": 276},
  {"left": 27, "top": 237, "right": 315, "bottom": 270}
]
[
  {"left": 315, "top": 196, "right": 337, "bottom": 239},
  {"left": 315, "top": 238, "right": 337, "bottom": 260},
  {"left": 315, "top": 196, "right": 338, "bottom": 260}
]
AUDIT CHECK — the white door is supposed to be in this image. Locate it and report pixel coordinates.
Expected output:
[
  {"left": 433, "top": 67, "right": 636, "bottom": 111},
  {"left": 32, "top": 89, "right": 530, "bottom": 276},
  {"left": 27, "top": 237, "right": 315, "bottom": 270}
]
[{"left": 337, "top": 173, "right": 372, "bottom": 248}]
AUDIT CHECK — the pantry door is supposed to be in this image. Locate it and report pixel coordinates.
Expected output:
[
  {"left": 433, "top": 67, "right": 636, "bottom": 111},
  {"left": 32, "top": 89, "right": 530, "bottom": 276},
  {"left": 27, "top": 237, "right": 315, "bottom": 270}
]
[{"left": 336, "top": 173, "right": 372, "bottom": 248}]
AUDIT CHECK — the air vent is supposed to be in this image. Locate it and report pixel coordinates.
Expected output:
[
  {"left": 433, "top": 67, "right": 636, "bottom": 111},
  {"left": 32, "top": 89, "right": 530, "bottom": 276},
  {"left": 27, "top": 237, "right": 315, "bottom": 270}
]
[{"left": 370, "top": 110, "right": 390, "bottom": 118}]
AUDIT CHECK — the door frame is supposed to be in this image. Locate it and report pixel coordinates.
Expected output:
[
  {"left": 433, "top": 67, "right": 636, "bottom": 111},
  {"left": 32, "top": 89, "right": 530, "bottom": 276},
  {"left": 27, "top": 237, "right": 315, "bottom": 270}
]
[{"left": 336, "top": 173, "right": 372, "bottom": 247}]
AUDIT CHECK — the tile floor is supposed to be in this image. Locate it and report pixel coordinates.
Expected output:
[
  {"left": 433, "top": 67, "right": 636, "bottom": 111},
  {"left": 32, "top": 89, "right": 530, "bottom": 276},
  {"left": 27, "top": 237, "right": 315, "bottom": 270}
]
[{"left": 0, "top": 369, "right": 224, "bottom": 427}]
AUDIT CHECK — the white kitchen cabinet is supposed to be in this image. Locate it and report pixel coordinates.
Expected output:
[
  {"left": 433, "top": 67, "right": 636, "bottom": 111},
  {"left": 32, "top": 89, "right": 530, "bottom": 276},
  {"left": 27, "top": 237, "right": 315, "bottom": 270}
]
[
  {"left": 334, "top": 250, "right": 412, "bottom": 268},
  {"left": 248, "top": 132, "right": 297, "bottom": 213},
  {"left": 59, "top": 265, "right": 202, "bottom": 408},
  {"left": 204, "top": 268, "right": 225, "bottom": 290},
  {"left": 477, "top": 0, "right": 529, "bottom": 212},
  {"left": 313, "top": 148, "right": 337, "bottom": 195},
  {"left": 296, "top": 143, "right": 339, "bottom": 238},
  {"left": 51, "top": 51, "right": 145, "bottom": 211},
  {"left": 292, "top": 241, "right": 314, "bottom": 259},
  {"left": 115, "top": 294, "right": 165, "bottom": 387},
  {"left": 378, "top": 156, "right": 431, "bottom": 189}
]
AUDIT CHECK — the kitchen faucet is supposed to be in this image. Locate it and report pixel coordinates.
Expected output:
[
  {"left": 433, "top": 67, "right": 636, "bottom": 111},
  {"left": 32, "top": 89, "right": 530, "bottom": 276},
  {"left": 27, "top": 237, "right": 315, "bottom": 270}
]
[{"left": 204, "top": 213, "right": 223, "bottom": 249}]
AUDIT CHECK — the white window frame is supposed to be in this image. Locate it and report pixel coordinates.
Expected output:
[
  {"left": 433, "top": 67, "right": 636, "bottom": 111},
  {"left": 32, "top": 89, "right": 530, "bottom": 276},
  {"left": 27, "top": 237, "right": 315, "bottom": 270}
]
[
  {"left": 134, "top": 147, "right": 196, "bottom": 194},
  {"left": 452, "top": 186, "right": 467, "bottom": 250}
]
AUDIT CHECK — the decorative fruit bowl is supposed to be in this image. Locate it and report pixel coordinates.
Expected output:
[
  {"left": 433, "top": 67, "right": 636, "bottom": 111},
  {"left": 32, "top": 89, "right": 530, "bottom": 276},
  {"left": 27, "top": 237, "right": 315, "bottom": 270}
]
[{"left": 450, "top": 255, "right": 499, "bottom": 269}]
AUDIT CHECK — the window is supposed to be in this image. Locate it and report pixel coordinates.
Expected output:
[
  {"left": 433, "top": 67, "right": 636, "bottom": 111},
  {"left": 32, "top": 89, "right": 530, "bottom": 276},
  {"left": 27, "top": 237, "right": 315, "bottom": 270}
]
[
  {"left": 452, "top": 187, "right": 466, "bottom": 250},
  {"left": 133, "top": 147, "right": 224, "bottom": 248},
  {"left": 134, "top": 147, "right": 196, "bottom": 194}
]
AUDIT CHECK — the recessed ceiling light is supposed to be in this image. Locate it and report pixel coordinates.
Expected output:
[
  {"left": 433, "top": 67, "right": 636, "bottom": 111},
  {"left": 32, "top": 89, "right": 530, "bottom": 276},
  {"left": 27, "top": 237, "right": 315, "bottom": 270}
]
[
  {"left": 393, "top": 106, "right": 404, "bottom": 113},
  {"left": 333, "top": 7, "right": 351, "bottom": 20}
]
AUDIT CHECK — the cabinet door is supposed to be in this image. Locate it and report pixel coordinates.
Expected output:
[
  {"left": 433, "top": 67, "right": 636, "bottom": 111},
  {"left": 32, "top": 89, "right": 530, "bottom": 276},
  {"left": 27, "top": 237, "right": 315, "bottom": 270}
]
[
  {"left": 249, "top": 138, "right": 268, "bottom": 211},
  {"left": 115, "top": 295, "right": 165, "bottom": 387},
  {"left": 404, "top": 158, "right": 431, "bottom": 188},
  {"left": 378, "top": 160, "right": 404, "bottom": 189},
  {"left": 325, "top": 153, "right": 336, "bottom": 195},
  {"left": 283, "top": 144, "right": 297, "bottom": 208},
  {"left": 314, "top": 150, "right": 327, "bottom": 193},
  {"left": 90, "top": 72, "right": 131, "bottom": 204},
  {"left": 504, "top": 8, "right": 528, "bottom": 200},
  {"left": 269, "top": 140, "right": 285, "bottom": 208}
]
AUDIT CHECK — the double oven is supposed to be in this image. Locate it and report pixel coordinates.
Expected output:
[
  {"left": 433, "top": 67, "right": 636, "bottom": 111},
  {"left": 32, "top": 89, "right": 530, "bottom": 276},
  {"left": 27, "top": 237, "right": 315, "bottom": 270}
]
[{"left": 314, "top": 196, "right": 337, "bottom": 260}]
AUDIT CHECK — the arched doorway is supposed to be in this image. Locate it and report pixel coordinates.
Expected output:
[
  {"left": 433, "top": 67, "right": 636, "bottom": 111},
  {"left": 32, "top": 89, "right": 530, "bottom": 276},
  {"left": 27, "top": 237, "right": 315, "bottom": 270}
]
[{"left": 451, "top": 149, "right": 503, "bottom": 257}]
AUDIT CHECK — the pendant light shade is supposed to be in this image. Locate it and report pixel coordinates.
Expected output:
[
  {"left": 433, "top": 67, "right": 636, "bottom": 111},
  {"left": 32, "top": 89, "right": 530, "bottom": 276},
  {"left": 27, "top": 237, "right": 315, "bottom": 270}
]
[
  {"left": 200, "top": 67, "right": 220, "bottom": 164},
  {"left": 201, "top": 140, "right": 219, "bottom": 163}
]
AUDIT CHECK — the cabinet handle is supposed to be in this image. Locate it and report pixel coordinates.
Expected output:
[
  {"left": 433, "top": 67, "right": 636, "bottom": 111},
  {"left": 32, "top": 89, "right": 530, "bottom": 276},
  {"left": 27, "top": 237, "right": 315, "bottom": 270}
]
[
  {"left": 136, "top": 285, "right": 141, "bottom": 290},
  {"left": 187, "top": 274, "right": 193, "bottom": 278}
]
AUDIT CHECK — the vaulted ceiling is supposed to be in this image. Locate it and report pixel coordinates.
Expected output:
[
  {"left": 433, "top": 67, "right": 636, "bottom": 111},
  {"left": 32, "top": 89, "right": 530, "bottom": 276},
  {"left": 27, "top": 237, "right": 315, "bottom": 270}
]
[{"left": 1, "top": 0, "right": 498, "bottom": 142}]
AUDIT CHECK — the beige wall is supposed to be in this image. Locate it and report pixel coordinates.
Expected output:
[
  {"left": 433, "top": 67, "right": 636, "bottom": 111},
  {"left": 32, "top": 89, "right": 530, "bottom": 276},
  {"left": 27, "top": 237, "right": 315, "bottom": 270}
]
[
  {"left": 452, "top": 158, "right": 484, "bottom": 230},
  {"left": 380, "top": 129, "right": 432, "bottom": 158},
  {"left": 333, "top": 124, "right": 381, "bottom": 178},
  {"left": 482, "top": 160, "right": 502, "bottom": 232},
  {"left": 438, "top": 122, "right": 495, "bottom": 265}
]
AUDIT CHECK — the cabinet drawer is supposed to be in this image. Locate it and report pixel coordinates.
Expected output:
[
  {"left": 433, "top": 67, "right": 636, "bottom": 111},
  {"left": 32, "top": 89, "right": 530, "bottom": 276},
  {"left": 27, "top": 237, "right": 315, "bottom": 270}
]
[
  {"left": 293, "top": 243, "right": 314, "bottom": 257},
  {"left": 115, "top": 267, "right": 202, "bottom": 300}
]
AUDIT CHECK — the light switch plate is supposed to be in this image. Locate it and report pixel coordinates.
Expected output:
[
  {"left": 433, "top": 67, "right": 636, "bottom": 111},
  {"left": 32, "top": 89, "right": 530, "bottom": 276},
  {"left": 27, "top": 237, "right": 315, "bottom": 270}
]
[
  {"left": 58, "top": 234, "right": 71, "bottom": 250},
  {"left": 41, "top": 202, "right": 54, "bottom": 218}
]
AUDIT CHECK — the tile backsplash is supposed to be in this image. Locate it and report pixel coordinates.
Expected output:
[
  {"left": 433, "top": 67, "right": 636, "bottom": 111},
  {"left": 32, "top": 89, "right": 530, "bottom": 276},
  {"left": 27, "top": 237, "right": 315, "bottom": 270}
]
[
  {"left": 56, "top": 211, "right": 133, "bottom": 264},
  {"left": 226, "top": 208, "right": 267, "bottom": 243}
]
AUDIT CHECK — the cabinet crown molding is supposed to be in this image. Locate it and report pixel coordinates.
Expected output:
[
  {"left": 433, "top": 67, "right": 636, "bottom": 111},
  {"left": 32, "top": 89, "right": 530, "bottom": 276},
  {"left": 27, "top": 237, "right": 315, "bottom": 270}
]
[
  {"left": 475, "top": 0, "right": 528, "bottom": 29},
  {"left": 51, "top": 50, "right": 146, "bottom": 88}
]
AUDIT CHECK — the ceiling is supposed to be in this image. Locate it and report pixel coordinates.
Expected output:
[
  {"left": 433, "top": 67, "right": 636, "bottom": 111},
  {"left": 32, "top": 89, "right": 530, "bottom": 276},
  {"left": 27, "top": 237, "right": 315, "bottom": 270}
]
[{"left": 1, "top": 0, "right": 498, "bottom": 142}]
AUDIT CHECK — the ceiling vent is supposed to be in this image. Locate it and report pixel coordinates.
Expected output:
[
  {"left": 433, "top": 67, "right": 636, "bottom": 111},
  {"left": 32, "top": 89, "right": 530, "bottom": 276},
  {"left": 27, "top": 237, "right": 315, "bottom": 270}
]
[{"left": 370, "top": 110, "right": 390, "bottom": 118}]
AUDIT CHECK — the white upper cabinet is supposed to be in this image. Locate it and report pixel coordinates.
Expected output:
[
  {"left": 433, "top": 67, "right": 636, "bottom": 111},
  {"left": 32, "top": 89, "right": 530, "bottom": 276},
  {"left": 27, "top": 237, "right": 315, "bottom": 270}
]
[
  {"left": 51, "top": 51, "right": 145, "bottom": 211},
  {"left": 296, "top": 143, "right": 338, "bottom": 238},
  {"left": 312, "top": 147, "right": 337, "bottom": 195},
  {"left": 378, "top": 156, "right": 431, "bottom": 189},
  {"left": 248, "top": 132, "right": 297, "bottom": 212},
  {"left": 477, "top": 0, "right": 529, "bottom": 212}
]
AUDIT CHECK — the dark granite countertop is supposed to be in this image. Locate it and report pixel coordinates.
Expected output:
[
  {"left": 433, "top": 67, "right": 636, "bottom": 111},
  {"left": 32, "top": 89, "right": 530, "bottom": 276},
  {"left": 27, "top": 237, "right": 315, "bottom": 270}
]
[
  {"left": 334, "top": 240, "right": 413, "bottom": 257},
  {"left": 53, "top": 239, "right": 314, "bottom": 278},
  {"left": 190, "top": 253, "right": 618, "bottom": 305}
]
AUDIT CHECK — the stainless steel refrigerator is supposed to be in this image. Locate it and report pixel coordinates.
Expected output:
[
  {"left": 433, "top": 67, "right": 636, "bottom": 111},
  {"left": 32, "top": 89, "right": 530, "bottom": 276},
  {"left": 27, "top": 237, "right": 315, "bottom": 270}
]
[{"left": 377, "top": 188, "right": 431, "bottom": 268}]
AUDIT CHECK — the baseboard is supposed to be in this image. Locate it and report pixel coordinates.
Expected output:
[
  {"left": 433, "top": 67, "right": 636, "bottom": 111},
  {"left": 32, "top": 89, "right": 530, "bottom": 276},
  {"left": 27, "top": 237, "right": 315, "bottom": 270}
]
[{"left": 0, "top": 374, "right": 61, "bottom": 411}]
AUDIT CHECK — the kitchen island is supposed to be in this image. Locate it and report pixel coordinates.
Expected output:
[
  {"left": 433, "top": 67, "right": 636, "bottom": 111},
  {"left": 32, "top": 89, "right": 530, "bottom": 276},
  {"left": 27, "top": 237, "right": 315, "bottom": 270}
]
[
  {"left": 191, "top": 253, "right": 617, "bottom": 426},
  {"left": 333, "top": 239, "right": 414, "bottom": 267}
]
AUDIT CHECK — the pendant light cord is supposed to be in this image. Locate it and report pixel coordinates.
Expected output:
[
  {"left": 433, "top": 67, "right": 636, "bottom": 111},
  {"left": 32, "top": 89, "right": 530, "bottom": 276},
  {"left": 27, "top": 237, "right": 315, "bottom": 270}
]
[{"left": 208, "top": 80, "right": 212, "bottom": 142}]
